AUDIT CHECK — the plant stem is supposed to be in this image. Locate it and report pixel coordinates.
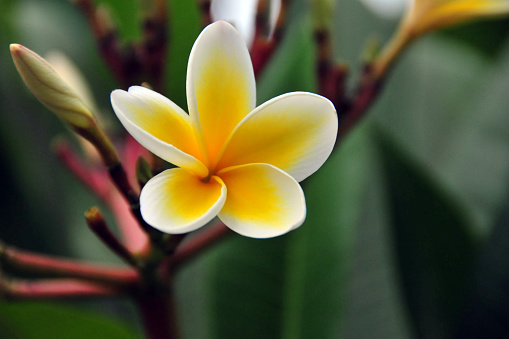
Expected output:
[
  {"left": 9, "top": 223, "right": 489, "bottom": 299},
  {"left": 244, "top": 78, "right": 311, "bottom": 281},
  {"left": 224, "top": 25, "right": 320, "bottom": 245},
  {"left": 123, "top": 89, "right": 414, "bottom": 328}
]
[
  {"left": 0, "top": 244, "right": 138, "bottom": 286},
  {"left": 337, "top": 66, "right": 383, "bottom": 140},
  {"left": 53, "top": 138, "right": 109, "bottom": 199},
  {"left": 1, "top": 279, "right": 120, "bottom": 299},
  {"left": 136, "top": 288, "right": 179, "bottom": 339},
  {"left": 85, "top": 207, "right": 138, "bottom": 267},
  {"left": 169, "top": 222, "right": 231, "bottom": 270}
]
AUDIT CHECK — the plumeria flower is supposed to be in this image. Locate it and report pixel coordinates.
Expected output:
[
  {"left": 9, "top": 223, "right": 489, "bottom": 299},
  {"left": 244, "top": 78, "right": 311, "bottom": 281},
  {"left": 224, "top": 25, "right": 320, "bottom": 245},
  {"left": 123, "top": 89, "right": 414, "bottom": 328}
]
[
  {"left": 210, "top": 0, "right": 281, "bottom": 48},
  {"left": 358, "top": 0, "right": 407, "bottom": 19},
  {"left": 111, "top": 21, "right": 337, "bottom": 238},
  {"left": 405, "top": 0, "right": 509, "bottom": 38},
  {"left": 373, "top": 0, "right": 509, "bottom": 77}
]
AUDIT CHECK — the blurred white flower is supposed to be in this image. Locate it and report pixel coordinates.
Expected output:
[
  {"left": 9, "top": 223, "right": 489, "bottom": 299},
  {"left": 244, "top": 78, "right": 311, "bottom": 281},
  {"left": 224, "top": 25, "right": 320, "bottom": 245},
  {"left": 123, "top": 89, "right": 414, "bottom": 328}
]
[
  {"left": 210, "top": 0, "right": 281, "bottom": 47},
  {"left": 358, "top": 0, "right": 407, "bottom": 19}
]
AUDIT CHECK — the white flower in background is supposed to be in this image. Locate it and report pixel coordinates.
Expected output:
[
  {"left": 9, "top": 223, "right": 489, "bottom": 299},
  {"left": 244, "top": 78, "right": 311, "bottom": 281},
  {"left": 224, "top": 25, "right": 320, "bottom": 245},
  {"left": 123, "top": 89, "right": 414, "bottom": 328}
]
[
  {"left": 210, "top": 0, "right": 281, "bottom": 47},
  {"left": 358, "top": 0, "right": 407, "bottom": 19}
]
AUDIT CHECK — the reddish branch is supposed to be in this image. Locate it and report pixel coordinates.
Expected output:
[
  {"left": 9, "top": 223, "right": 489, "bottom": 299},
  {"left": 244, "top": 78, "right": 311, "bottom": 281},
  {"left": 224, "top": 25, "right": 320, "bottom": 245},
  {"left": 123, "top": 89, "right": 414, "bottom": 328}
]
[
  {"left": 75, "top": 0, "right": 168, "bottom": 92},
  {"left": 315, "top": 30, "right": 349, "bottom": 112},
  {"left": 1, "top": 279, "right": 121, "bottom": 299},
  {"left": 0, "top": 244, "right": 138, "bottom": 286},
  {"left": 53, "top": 139, "right": 109, "bottom": 200},
  {"left": 251, "top": 0, "right": 287, "bottom": 76},
  {"left": 314, "top": 28, "right": 384, "bottom": 141},
  {"left": 74, "top": 0, "right": 131, "bottom": 88},
  {"left": 337, "top": 66, "right": 382, "bottom": 140},
  {"left": 136, "top": 292, "right": 178, "bottom": 339},
  {"left": 169, "top": 222, "right": 231, "bottom": 270},
  {"left": 85, "top": 207, "right": 138, "bottom": 267}
]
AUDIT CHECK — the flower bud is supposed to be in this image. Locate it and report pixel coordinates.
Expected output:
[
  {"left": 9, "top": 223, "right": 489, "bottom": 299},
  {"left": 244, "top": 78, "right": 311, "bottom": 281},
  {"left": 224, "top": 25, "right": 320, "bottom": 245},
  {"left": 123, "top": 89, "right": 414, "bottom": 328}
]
[
  {"left": 10, "top": 44, "right": 95, "bottom": 129},
  {"left": 311, "top": 0, "right": 336, "bottom": 30},
  {"left": 11, "top": 44, "right": 120, "bottom": 168}
]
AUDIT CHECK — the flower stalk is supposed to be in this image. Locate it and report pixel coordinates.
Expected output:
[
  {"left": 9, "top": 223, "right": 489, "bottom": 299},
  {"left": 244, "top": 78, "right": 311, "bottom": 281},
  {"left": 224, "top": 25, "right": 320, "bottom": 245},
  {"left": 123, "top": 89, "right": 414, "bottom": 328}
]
[
  {"left": 0, "top": 243, "right": 138, "bottom": 286},
  {"left": 0, "top": 279, "right": 122, "bottom": 300},
  {"left": 84, "top": 207, "right": 139, "bottom": 267}
]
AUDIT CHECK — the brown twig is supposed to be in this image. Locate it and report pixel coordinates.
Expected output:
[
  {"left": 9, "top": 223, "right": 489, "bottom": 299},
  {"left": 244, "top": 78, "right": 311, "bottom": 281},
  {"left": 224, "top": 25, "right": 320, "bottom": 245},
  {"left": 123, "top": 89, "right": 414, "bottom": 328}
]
[
  {"left": 314, "top": 27, "right": 384, "bottom": 142},
  {"left": 199, "top": 0, "right": 212, "bottom": 27},
  {"left": 74, "top": 0, "right": 134, "bottom": 88},
  {"left": 315, "top": 29, "right": 349, "bottom": 112},
  {"left": 337, "top": 65, "right": 383, "bottom": 140},
  {"left": 140, "top": 0, "right": 168, "bottom": 93}
]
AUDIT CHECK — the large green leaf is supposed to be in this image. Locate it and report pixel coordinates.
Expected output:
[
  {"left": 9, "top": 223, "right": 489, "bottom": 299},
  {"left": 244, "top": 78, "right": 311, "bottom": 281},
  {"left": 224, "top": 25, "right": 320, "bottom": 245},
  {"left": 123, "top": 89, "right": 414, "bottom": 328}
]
[
  {"left": 373, "top": 36, "right": 509, "bottom": 233},
  {"left": 165, "top": 0, "right": 202, "bottom": 109},
  {"left": 455, "top": 195, "right": 509, "bottom": 338},
  {"left": 376, "top": 131, "right": 477, "bottom": 339},
  {"left": 175, "top": 125, "right": 372, "bottom": 339},
  {"left": 256, "top": 1, "right": 316, "bottom": 102},
  {"left": 340, "top": 29, "right": 509, "bottom": 339},
  {"left": 95, "top": 0, "right": 141, "bottom": 41},
  {"left": 338, "top": 132, "right": 413, "bottom": 339},
  {"left": 0, "top": 302, "right": 140, "bottom": 338}
]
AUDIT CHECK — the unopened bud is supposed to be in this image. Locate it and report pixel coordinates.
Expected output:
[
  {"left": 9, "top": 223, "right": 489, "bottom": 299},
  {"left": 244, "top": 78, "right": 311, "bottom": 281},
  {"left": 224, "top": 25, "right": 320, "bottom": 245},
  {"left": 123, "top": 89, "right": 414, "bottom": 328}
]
[
  {"left": 10, "top": 44, "right": 120, "bottom": 168},
  {"left": 310, "top": 0, "right": 336, "bottom": 31},
  {"left": 10, "top": 44, "right": 95, "bottom": 129}
]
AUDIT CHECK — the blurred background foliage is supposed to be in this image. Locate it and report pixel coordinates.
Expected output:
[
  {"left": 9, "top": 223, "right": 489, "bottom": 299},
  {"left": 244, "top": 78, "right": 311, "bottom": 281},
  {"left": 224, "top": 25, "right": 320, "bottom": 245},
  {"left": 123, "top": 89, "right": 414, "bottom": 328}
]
[{"left": 1, "top": 0, "right": 509, "bottom": 338}]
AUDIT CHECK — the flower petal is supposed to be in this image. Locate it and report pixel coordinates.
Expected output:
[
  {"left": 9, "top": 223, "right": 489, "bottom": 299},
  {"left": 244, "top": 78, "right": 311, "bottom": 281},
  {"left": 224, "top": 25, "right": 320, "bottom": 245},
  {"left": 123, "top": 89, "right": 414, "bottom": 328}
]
[
  {"left": 216, "top": 92, "right": 337, "bottom": 182},
  {"left": 268, "top": 0, "right": 282, "bottom": 39},
  {"left": 217, "top": 163, "right": 306, "bottom": 238},
  {"left": 111, "top": 86, "right": 208, "bottom": 177},
  {"left": 140, "top": 168, "right": 226, "bottom": 234},
  {"left": 187, "top": 21, "right": 256, "bottom": 166}
]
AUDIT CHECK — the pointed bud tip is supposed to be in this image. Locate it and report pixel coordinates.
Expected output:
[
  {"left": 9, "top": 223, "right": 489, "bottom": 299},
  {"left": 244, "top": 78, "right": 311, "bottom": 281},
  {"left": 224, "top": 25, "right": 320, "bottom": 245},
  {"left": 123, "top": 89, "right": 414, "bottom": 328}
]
[
  {"left": 9, "top": 44, "right": 21, "bottom": 53},
  {"left": 10, "top": 43, "right": 97, "bottom": 130},
  {"left": 84, "top": 207, "right": 102, "bottom": 221}
]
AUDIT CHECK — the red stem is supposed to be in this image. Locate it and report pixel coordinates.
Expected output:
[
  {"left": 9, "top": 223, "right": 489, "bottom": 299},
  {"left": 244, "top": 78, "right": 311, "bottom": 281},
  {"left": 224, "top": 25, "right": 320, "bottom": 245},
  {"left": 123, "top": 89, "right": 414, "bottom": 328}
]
[
  {"left": 136, "top": 291, "right": 179, "bottom": 339},
  {"left": 53, "top": 139, "right": 109, "bottom": 200},
  {"left": 1, "top": 279, "right": 120, "bottom": 299},
  {"left": 169, "top": 222, "right": 231, "bottom": 270},
  {"left": 1, "top": 245, "right": 139, "bottom": 286},
  {"left": 337, "top": 68, "right": 382, "bottom": 140},
  {"left": 85, "top": 207, "right": 138, "bottom": 267}
]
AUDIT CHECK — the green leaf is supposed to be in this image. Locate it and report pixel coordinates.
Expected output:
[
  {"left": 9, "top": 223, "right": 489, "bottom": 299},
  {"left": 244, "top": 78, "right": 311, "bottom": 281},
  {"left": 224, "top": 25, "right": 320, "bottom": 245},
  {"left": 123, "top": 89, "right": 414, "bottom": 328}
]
[
  {"left": 455, "top": 196, "right": 509, "bottom": 338},
  {"left": 95, "top": 0, "right": 141, "bottom": 41},
  {"left": 256, "top": 1, "right": 316, "bottom": 103},
  {"left": 0, "top": 302, "right": 140, "bottom": 339},
  {"left": 376, "top": 130, "right": 477, "bottom": 339},
  {"left": 165, "top": 0, "right": 202, "bottom": 109},
  {"left": 176, "top": 125, "right": 373, "bottom": 339},
  {"left": 441, "top": 18, "right": 509, "bottom": 58},
  {"left": 174, "top": 4, "right": 374, "bottom": 338}
]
